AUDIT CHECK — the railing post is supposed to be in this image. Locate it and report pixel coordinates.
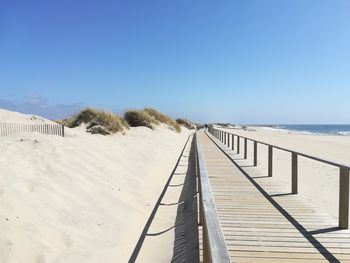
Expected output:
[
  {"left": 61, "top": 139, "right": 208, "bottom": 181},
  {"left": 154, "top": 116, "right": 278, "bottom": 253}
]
[
  {"left": 203, "top": 224, "right": 210, "bottom": 263},
  {"left": 224, "top": 132, "right": 226, "bottom": 145},
  {"left": 339, "top": 167, "right": 349, "bottom": 229},
  {"left": 237, "top": 136, "right": 240, "bottom": 154},
  {"left": 254, "top": 141, "right": 257, "bottom": 166},
  {"left": 268, "top": 146, "right": 273, "bottom": 177},
  {"left": 227, "top": 133, "right": 230, "bottom": 148},
  {"left": 292, "top": 153, "right": 298, "bottom": 194},
  {"left": 244, "top": 138, "right": 248, "bottom": 159},
  {"left": 62, "top": 125, "right": 65, "bottom": 137},
  {"left": 232, "top": 134, "right": 234, "bottom": 150}
]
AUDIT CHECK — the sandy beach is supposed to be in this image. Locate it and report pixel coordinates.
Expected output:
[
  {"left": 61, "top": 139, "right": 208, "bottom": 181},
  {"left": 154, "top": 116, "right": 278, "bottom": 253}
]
[
  {"left": 219, "top": 125, "right": 350, "bottom": 218},
  {"left": 0, "top": 109, "right": 192, "bottom": 263}
]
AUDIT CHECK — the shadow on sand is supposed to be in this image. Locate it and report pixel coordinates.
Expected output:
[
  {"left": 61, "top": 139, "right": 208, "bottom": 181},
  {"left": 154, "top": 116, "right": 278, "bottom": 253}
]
[{"left": 128, "top": 135, "right": 199, "bottom": 263}]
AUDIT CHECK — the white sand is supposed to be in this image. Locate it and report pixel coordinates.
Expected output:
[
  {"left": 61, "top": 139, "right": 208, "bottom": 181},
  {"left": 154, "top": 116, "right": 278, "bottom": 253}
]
[
  {"left": 0, "top": 109, "right": 192, "bottom": 263},
  {"left": 220, "top": 126, "right": 350, "bottom": 218},
  {"left": 136, "top": 136, "right": 199, "bottom": 262}
]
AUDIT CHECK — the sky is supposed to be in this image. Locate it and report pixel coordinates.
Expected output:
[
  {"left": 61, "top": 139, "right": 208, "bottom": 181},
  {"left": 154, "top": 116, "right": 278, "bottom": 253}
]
[{"left": 1, "top": 0, "right": 350, "bottom": 124}]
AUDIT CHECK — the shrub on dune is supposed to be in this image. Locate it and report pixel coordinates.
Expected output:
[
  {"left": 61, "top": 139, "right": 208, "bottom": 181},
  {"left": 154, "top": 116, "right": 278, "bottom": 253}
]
[
  {"left": 124, "top": 110, "right": 158, "bottom": 129},
  {"left": 176, "top": 118, "right": 196, "bottom": 130},
  {"left": 144, "top": 107, "right": 181, "bottom": 132},
  {"left": 66, "top": 108, "right": 128, "bottom": 134}
]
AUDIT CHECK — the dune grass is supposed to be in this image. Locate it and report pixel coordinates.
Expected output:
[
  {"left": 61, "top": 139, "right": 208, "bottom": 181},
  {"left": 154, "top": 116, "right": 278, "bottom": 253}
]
[
  {"left": 123, "top": 110, "right": 158, "bottom": 129},
  {"left": 66, "top": 108, "right": 128, "bottom": 134},
  {"left": 176, "top": 118, "right": 196, "bottom": 130},
  {"left": 61, "top": 107, "right": 185, "bottom": 134},
  {"left": 144, "top": 108, "right": 181, "bottom": 132}
]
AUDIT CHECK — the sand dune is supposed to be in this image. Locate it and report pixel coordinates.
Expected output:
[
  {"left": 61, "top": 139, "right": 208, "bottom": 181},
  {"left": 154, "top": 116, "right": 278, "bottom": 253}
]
[{"left": 0, "top": 109, "right": 191, "bottom": 262}]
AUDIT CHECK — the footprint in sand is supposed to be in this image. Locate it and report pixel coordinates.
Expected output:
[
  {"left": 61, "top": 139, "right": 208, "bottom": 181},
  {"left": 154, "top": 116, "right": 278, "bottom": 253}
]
[
  {"left": 62, "top": 233, "right": 73, "bottom": 248},
  {"left": 36, "top": 254, "right": 46, "bottom": 263}
]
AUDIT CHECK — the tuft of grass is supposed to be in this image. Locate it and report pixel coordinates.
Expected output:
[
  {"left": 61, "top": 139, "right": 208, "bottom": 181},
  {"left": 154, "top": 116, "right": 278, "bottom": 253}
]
[
  {"left": 144, "top": 107, "right": 181, "bottom": 132},
  {"left": 176, "top": 118, "right": 196, "bottom": 130},
  {"left": 66, "top": 108, "right": 128, "bottom": 134},
  {"left": 124, "top": 110, "right": 158, "bottom": 129}
]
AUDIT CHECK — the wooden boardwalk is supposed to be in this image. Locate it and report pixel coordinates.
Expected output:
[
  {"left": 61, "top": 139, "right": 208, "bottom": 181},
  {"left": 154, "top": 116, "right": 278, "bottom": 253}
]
[{"left": 198, "top": 130, "right": 350, "bottom": 263}]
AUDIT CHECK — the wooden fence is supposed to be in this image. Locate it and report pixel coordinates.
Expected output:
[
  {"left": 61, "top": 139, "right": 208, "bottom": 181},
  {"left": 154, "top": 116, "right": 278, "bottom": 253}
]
[
  {"left": 208, "top": 126, "right": 350, "bottom": 229},
  {"left": 0, "top": 123, "right": 65, "bottom": 137},
  {"left": 195, "top": 132, "right": 231, "bottom": 262}
]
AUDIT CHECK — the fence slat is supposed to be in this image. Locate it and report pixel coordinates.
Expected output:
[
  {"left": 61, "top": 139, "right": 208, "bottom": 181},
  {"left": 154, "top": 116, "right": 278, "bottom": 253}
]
[{"left": 0, "top": 123, "right": 64, "bottom": 137}]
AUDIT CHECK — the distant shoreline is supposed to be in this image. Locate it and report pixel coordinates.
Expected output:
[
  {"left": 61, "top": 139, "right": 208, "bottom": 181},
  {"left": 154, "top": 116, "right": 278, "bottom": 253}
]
[{"left": 232, "top": 124, "right": 350, "bottom": 136}]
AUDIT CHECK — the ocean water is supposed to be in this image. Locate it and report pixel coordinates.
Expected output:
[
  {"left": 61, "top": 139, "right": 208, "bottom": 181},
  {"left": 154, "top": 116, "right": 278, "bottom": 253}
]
[{"left": 271, "top": 125, "right": 350, "bottom": 135}]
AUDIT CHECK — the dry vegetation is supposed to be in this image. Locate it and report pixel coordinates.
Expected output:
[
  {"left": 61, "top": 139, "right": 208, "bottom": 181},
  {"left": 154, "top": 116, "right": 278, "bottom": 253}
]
[
  {"left": 59, "top": 107, "right": 192, "bottom": 135},
  {"left": 64, "top": 108, "right": 129, "bottom": 135},
  {"left": 124, "top": 108, "right": 181, "bottom": 132},
  {"left": 123, "top": 110, "right": 158, "bottom": 129},
  {"left": 176, "top": 118, "right": 196, "bottom": 130},
  {"left": 144, "top": 108, "right": 181, "bottom": 132}
]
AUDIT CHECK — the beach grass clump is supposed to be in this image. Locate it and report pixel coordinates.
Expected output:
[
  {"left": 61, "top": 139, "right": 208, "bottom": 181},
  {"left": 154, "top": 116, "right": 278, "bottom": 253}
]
[
  {"left": 66, "top": 108, "right": 128, "bottom": 134},
  {"left": 144, "top": 107, "right": 181, "bottom": 132},
  {"left": 124, "top": 110, "right": 158, "bottom": 129},
  {"left": 176, "top": 118, "right": 196, "bottom": 130}
]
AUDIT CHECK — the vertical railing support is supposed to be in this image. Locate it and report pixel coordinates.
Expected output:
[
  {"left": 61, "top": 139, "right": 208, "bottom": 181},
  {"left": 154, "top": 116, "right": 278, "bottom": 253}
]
[
  {"left": 227, "top": 132, "right": 230, "bottom": 148},
  {"left": 268, "top": 146, "right": 273, "bottom": 177},
  {"left": 203, "top": 224, "right": 209, "bottom": 262},
  {"left": 237, "top": 136, "right": 240, "bottom": 154},
  {"left": 292, "top": 153, "right": 298, "bottom": 194},
  {"left": 339, "top": 167, "right": 350, "bottom": 229},
  {"left": 254, "top": 141, "right": 258, "bottom": 166},
  {"left": 244, "top": 138, "right": 248, "bottom": 159},
  {"left": 232, "top": 134, "right": 234, "bottom": 150}
]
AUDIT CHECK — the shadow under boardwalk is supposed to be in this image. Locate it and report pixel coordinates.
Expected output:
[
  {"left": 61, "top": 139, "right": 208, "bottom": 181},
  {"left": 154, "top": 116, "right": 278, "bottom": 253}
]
[
  {"left": 129, "top": 135, "right": 199, "bottom": 263},
  {"left": 198, "top": 130, "right": 350, "bottom": 263}
]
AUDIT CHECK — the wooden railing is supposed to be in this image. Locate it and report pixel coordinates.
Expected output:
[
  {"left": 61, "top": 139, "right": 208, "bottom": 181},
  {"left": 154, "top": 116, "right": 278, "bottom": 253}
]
[
  {"left": 208, "top": 126, "right": 350, "bottom": 229},
  {"left": 195, "top": 132, "right": 231, "bottom": 262},
  {"left": 0, "top": 123, "right": 65, "bottom": 137}
]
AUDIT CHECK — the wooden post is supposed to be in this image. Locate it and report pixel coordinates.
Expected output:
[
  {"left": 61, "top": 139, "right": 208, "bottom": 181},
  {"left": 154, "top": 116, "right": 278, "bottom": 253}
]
[
  {"left": 231, "top": 134, "right": 234, "bottom": 150},
  {"left": 339, "top": 167, "right": 350, "bottom": 229},
  {"left": 292, "top": 153, "right": 298, "bottom": 194},
  {"left": 268, "top": 146, "right": 273, "bottom": 177},
  {"left": 224, "top": 132, "right": 226, "bottom": 145},
  {"left": 254, "top": 141, "right": 257, "bottom": 166},
  {"left": 227, "top": 133, "right": 230, "bottom": 148},
  {"left": 61, "top": 125, "right": 65, "bottom": 137},
  {"left": 244, "top": 138, "right": 248, "bottom": 159},
  {"left": 203, "top": 223, "right": 209, "bottom": 263},
  {"left": 237, "top": 136, "right": 240, "bottom": 154}
]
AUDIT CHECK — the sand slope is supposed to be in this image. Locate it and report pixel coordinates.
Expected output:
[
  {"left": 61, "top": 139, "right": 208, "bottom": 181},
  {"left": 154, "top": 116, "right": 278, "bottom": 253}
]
[{"left": 0, "top": 109, "right": 191, "bottom": 263}]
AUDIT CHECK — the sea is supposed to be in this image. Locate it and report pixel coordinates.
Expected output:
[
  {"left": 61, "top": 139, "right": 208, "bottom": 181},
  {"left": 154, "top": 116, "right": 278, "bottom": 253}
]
[{"left": 264, "top": 125, "right": 350, "bottom": 135}]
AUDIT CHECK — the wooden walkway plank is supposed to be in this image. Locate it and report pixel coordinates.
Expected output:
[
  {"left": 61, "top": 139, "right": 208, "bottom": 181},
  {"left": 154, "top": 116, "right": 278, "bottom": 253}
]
[{"left": 198, "top": 130, "right": 350, "bottom": 263}]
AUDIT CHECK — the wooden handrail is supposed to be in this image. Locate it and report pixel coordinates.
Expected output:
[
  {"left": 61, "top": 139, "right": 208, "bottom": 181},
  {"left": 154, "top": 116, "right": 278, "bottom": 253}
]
[
  {"left": 211, "top": 127, "right": 350, "bottom": 169},
  {"left": 208, "top": 127, "right": 350, "bottom": 229},
  {"left": 195, "top": 132, "right": 231, "bottom": 263}
]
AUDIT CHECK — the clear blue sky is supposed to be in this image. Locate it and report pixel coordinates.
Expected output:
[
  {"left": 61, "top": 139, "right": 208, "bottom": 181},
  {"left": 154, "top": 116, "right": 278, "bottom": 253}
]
[{"left": 1, "top": 0, "right": 350, "bottom": 123}]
